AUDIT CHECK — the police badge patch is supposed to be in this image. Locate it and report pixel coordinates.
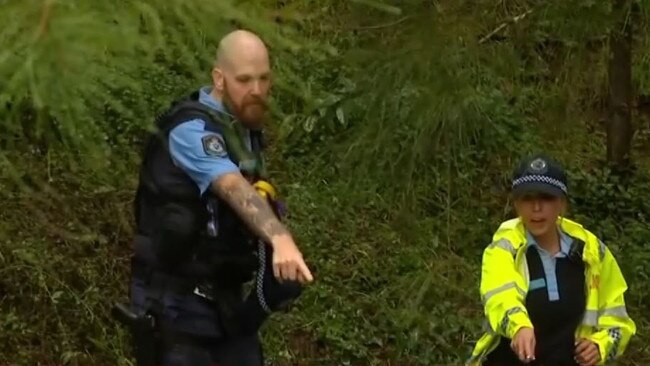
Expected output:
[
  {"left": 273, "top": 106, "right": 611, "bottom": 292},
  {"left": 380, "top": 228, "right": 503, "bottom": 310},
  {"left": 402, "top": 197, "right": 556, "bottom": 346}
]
[
  {"left": 528, "top": 158, "right": 547, "bottom": 174},
  {"left": 201, "top": 134, "right": 227, "bottom": 157}
]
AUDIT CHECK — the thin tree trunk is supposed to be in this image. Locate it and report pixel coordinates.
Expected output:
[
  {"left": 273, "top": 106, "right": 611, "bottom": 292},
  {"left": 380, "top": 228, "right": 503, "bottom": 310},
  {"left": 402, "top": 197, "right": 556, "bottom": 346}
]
[{"left": 606, "top": 0, "right": 634, "bottom": 171}]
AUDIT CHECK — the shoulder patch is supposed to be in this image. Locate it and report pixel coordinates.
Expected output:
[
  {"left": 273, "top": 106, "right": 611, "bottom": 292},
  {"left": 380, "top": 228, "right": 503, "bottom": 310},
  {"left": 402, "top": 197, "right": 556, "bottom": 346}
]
[{"left": 201, "top": 134, "right": 228, "bottom": 157}]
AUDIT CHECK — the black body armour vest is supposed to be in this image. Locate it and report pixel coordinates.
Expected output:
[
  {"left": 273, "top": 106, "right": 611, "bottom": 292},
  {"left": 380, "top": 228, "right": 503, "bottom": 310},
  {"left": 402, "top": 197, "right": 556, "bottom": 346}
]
[{"left": 133, "top": 91, "right": 267, "bottom": 287}]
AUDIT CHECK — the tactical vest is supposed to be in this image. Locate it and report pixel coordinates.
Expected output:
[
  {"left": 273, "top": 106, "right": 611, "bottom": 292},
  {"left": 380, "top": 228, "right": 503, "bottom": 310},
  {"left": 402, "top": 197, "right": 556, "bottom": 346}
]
[{"left": 133, "top": 90, "right": 275, "bottom": 287}]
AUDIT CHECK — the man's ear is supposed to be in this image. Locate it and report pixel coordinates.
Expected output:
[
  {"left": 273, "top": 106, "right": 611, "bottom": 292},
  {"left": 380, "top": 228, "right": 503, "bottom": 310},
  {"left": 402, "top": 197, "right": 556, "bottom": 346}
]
[{"left": 212, "top": 67, "right": 225, "bottom": 92}]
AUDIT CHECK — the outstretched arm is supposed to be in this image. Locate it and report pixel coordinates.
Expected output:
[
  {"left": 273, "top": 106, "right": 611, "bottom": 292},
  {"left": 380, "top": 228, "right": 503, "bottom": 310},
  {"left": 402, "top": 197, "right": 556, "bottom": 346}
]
[
  {"left": 167, "top": 121, "right": 313, "bottom": 284},
  {"left": 211, "top": 172, "right": 288, "bottom": 244},
  {"left": 480, "top": 239, "right": 532, "bottom": 338},
  {"left": 211, "top": 172, "right": 313, "bottom": 283}
]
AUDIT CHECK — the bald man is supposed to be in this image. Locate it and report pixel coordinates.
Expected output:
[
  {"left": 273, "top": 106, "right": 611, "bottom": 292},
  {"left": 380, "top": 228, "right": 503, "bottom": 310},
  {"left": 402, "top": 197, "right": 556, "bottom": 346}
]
[{"left": 126, "top": 30, "right": 313, "bottom": 366}]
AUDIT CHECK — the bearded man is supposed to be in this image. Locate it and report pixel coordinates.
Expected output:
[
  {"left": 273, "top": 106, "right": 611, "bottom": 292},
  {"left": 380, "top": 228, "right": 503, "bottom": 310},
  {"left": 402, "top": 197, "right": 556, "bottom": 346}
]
[{"left": 126, "top": 29, "right": 313, "bottom": 366}]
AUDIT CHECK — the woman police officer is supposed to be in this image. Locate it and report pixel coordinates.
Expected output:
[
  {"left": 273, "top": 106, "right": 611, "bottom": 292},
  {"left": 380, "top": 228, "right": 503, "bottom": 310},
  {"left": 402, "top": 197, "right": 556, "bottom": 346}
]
[{"left": 467, "top": 154, "right": 636, "bottom": 366}]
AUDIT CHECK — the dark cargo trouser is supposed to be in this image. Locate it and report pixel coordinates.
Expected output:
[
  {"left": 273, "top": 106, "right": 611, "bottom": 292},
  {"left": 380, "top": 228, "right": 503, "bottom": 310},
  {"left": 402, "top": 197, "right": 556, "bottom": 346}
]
[
  {"left": 127, "top": 242, "right": 302, "bottom": 366},
  {"left": 128, "top": 263, "right": 265, "bottom": 364},
  {"left": 129, "top": 272, "right": 265, "bottom": 366},
  {"left": 160, "top": 333, "right": 263, "bottom": 366}
]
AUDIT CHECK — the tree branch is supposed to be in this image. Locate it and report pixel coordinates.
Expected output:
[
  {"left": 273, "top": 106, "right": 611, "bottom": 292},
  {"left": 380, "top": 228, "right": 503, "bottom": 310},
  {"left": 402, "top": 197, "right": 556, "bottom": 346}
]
[
  {"left": 36, "top": 0, "right": 54, "bottom": 39},
  {"left": 479, "top": 9, "right": 533, "bottom": 44},
  {"left": 349, "top": 15, "right": 412, "bottom": 31}
]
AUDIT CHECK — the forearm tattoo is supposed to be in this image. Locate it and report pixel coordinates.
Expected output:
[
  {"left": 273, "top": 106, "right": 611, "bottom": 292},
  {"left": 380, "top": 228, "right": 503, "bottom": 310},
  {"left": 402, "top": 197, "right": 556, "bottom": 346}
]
[{"left": 215, "top": 175, "right": 289, "bottom": 242}]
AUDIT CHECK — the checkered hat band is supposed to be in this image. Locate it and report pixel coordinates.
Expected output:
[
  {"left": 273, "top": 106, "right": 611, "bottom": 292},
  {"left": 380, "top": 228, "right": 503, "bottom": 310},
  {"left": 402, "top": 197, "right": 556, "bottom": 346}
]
[{"left": 512, "top": 174, "right": 567, "bottom": 193}]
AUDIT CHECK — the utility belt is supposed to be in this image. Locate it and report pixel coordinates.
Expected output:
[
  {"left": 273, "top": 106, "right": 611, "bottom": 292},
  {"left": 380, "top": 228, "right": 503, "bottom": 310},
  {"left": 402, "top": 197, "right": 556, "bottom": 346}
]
[
  {"left": 113, "top": 256, "right": 249, "bottom": 366},
  {"left": 131, "top": 257, "right": 197, "bottom": 293},
  {"left": 130, "top": 255, "right": 246, "bottom": 304}
]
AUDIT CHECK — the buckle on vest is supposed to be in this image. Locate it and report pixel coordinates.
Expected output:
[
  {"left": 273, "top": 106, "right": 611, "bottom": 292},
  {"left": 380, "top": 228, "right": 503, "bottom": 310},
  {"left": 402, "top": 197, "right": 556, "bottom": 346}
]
[{"left": 193, "top": 285, "right": 215, "bottom": 302}]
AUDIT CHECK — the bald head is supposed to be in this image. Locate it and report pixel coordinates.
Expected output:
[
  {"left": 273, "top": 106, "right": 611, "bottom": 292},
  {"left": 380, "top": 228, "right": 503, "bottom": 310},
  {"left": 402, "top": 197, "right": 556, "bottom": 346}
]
[
  {"left": 211, "top": 29, "right": 272, "bottom": 130},
  {"left": 215, "top": 30, "right": 269, "bottom": 70}
]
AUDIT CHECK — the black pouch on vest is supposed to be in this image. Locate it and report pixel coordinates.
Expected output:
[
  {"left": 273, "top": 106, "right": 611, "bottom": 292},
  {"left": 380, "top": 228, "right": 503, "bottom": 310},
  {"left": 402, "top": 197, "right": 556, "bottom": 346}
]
[{"left": 151, "top": 202, "right": 201, "bottom": 270}]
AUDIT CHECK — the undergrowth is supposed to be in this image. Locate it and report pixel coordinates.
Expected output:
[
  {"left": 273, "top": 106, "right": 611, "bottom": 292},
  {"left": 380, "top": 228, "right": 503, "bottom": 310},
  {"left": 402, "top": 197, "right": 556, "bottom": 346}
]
[{"left": 1, "top": 0, "right": 650, "bottom": 365}]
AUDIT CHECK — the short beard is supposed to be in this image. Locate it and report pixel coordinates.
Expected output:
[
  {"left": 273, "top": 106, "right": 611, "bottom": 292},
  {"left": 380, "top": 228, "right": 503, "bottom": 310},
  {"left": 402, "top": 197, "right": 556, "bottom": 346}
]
[{"left": 223, "top": 89, "right": 267, "bottom": 131}]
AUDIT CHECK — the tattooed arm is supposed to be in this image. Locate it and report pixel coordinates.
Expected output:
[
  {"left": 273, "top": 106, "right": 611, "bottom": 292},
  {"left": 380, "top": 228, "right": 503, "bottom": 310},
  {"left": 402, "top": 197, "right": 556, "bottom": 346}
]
[
  {"left": 211, "top": 172, "right": 314, "bottom": 283},
  {"left": 166, "top": 122, "right": 312, "bottom": 283},
  {"left": 211, "top": 172, "right": 289, "bottom": 244}
]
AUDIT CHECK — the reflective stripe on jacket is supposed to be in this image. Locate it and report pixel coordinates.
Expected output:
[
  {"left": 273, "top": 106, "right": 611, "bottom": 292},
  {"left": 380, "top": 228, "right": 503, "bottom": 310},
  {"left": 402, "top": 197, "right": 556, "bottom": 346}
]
[{"left": 467, "top": 217, "right": 636, "bottom": 365}]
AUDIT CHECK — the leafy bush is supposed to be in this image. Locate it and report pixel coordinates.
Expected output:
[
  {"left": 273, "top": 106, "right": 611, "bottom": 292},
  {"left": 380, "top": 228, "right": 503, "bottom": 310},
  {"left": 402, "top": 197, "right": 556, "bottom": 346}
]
[{"left": 1, "top": 0, "right": 650, "bottom": 365}]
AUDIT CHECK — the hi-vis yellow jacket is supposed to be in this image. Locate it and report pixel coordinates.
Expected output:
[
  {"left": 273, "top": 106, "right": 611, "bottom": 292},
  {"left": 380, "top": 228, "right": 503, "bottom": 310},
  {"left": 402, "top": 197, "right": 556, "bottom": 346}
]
[{"left": 467, "top": 217, "right": 636, "bottom": 365}]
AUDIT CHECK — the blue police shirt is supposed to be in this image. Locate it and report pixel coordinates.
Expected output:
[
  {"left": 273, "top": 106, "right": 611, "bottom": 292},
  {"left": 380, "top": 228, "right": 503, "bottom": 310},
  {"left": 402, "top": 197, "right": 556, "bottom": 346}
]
[
  {"left": 168, "top": 86, "right": 251, "bottom": 194},
  {"left": 526, "top": 228, "right": 573, "bottom": 302}
]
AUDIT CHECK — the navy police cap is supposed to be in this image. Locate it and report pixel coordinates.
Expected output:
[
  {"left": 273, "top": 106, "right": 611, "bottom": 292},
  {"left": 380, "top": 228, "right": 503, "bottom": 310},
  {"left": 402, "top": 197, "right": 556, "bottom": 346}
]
[{"left": 511, "top": 153, "right": 568, "bottom": 198}]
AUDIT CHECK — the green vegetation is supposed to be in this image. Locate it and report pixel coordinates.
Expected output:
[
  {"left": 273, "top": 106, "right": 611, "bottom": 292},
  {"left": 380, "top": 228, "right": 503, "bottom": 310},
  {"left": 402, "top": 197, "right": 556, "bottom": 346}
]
[{"left": 1, "top": 0, "right": 649, "bottom": 364}]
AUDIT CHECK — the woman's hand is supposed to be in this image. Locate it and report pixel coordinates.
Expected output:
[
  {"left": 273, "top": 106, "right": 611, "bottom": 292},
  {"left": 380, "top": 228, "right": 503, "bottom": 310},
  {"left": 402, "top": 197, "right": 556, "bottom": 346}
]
[
  {"left": 511, "top": 327, "right": 536, "bottom": 363},
  {"left": 574, "top": 338, "right": 601, "bottom": 366}
]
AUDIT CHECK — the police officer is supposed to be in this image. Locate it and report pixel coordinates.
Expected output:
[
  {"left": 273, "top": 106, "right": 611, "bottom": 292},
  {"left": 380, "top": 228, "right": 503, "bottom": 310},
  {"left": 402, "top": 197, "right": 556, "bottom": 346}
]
[
  {"left": 466, "top": 154, "right": 635, "bottom": 366},
  {"left": 127, "top": 29, "right": 314, "bottom": 366}
]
